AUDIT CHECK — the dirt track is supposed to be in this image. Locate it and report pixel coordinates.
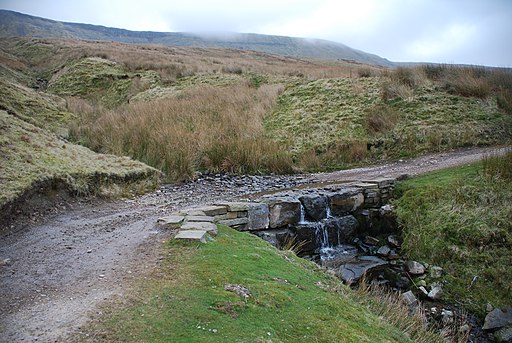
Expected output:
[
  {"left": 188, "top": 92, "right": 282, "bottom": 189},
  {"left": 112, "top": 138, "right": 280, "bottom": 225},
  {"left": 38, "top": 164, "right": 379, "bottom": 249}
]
[{"left": 0, "top": 146, "right": 507, "bottom": 342}]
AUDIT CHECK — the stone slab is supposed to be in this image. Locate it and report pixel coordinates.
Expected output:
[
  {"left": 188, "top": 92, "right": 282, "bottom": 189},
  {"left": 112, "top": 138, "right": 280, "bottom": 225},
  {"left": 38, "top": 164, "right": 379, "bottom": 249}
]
[
  {"left": 174, "top": 230, "right": 208, "bottom": 243},
  {"left": 157, "top": 215, "right": 185, "bottom": 228},
  {"left": 218, "top": 218, "right": 249, "bottom": 227},
  {"left": 215, "top": 202, "right": 250, "bottom": 212},
  {"left": 191, "top": 205, "right": 227, "bottom": 216},
  {"left": 247, "top": 203, "right": 270, "bottom": 230},
  {"left": 186, "top": 216, "right": 215, "bottom": 223},
  {"left": 181, "top": 222, "right": 218, "bottom": 236}
]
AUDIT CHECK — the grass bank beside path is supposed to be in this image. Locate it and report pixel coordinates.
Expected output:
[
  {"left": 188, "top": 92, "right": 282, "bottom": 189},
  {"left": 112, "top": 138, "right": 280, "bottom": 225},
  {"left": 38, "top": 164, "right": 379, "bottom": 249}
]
[
  {"left": 84, "top": 226, "right": 442, "bottom": 342},
  {"left": 394, "top": 151, "right": 512, "bottom": 317}
]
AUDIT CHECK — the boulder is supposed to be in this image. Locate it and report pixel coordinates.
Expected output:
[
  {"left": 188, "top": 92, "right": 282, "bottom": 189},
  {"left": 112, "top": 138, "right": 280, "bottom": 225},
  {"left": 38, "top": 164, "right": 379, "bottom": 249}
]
[
  {"left": 299, "top": 195, "right": 328, "bottom": 221},
  {"left": 247, "top": 203, "right": 270, "bottom": 230},
  {"left": 483, "top": 308, "right": 512, "bottom": 331},
  {"left": 329, "top": 189, "right": 364, "bottom": 216},
  {"left": 267, "top": 198, "right": 301, "bottom": 228}
]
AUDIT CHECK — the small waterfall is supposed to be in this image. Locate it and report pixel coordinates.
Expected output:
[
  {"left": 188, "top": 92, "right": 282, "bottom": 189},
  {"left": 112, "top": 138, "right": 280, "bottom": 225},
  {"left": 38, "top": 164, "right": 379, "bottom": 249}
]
[
  {"left": 299, "top": 203, "right": 307, "bottom": 224},
  {"left": 315, "top": 222, "right": 330, "bottom": 249},
  {"left": 325, "top": 206, "right": 332, "bottom": 219}
]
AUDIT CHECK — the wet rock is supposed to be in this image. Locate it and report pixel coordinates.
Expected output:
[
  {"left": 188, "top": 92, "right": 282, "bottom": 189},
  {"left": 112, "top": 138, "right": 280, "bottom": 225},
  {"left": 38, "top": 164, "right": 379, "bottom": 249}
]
[
  {"left": 293, "top": 223, "right": 319, "bottom": 254},
  {"left": 338, "top": 256, "right": 387, "bottom": 285},
  {"left": 299, "top": 195, "right": 328, "bottom": 221},
  {"left": 267, "top": 198, "right": 301, "bottom": 228},
  {"left": 483, "top": 308, "right": 512, "bottom": 331},
  {"left": 320, "top": 245, "right": 358, "bottom": 269},
  {"left": 326, "top": 215, "right": 359, "bottom": 244},
  {"left": 405, "top": 260, "right": 425, "bottom": 275}
]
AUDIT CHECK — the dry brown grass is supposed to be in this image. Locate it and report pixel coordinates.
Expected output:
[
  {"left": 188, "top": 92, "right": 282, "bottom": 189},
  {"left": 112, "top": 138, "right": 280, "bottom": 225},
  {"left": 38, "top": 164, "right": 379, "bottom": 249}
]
[
  {"left": 365, "top": 104, "right": 400, "bottom": 135},
  {"left": 2, "top": 37, "right": 388, "bottom": 82},
  {"left": 71, "top": 83, "right": 292, "bottom": 181}
]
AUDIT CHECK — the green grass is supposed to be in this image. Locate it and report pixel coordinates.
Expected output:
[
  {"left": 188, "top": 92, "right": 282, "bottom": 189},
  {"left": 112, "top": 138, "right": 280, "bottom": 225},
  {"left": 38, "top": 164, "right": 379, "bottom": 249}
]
[
  {"left": 85, "top": 226, "right": 441, "bottom": 342},
  {"left": 394, "top": 154, "right": 512, "bottom": 317}
]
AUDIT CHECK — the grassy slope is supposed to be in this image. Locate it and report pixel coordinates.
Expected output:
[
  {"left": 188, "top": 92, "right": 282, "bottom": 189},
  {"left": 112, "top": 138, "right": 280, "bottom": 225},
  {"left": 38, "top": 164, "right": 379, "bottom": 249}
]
[
  {"left": 394, "top": 157, "right": 512, "bottom": 317},
  {"left": 0, "top": 110, "right": 159, "bottom": 207},
  {"left": 0, "top": 53, "right": 160, "bottom": 212},
  {"left": 85, "top": 226, "right": 441, "bottom": 342},
  {"left": 266, "top": 76, "right": 512, "bottom": 166}
]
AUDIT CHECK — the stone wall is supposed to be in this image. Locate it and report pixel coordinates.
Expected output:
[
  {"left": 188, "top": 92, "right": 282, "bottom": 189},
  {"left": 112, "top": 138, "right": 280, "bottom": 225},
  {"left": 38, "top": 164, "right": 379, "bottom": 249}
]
[{"left": 162, "top": 177, "right": 396, "bottom": 250}]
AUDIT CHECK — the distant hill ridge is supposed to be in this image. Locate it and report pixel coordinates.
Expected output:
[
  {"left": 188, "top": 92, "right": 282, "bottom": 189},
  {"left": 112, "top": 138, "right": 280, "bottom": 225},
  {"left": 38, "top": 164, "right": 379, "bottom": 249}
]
[{"left": 0, "top": 9, "right": 394, "bottom": 66}]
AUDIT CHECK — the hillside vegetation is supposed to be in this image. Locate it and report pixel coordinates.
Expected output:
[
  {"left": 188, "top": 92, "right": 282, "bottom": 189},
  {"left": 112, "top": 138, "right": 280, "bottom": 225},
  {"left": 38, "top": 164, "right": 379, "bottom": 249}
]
[
  {"left": 1, "top": 36, "right": 511, "bottom": 212},
  {"left": 394, "top": 151, "right": 512, "bottom": 317}
]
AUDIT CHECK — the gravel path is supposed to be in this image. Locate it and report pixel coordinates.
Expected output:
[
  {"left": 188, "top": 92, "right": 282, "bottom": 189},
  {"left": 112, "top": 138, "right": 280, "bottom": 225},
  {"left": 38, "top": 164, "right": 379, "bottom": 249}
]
[{"left": 0, "top": 146, "right": 507, "bottom": 342}]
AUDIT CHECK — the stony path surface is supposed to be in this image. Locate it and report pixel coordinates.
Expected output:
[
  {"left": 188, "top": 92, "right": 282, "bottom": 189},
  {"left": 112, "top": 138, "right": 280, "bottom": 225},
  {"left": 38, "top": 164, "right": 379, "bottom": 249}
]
[{"left": 0, "top": 146, "right": 507, "bottom": 342}]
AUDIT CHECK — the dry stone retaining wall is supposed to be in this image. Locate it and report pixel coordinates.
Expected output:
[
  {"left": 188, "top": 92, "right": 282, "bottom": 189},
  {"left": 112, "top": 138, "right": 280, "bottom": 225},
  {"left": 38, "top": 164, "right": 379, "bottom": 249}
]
[{"left": 161, "top": 177, "right": 396, "bottom": 248}]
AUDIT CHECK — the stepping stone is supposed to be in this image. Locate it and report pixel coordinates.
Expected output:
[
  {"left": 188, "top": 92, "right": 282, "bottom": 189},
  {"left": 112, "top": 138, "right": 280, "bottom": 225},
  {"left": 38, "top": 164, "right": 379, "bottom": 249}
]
[
  {"left": 181, "top": 222, "right": 218, "bottom": 236},
  {"left": 215, "top": 202, "right": 250, "bottom": 212},
  {"left": 191, "top": 205, "right": 227, "bottom": 216},
  {"left": 157, "top": 215, "right": 185, "bottom": 228},
  {"left": 174, "top": 230, "right": 208, "bottom": 243},
  {"left": 186, "top": 215, "right": 215, "bottom": 223},
  {"left": 218, "top": 218, "right": 249, "bottom": 227}
]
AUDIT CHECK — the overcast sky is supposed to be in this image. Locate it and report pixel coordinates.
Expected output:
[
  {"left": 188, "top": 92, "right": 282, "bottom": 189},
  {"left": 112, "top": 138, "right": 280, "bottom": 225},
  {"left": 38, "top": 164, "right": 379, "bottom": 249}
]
[{"left": 1, "top": 0, "right": 511, "bottom": 66}]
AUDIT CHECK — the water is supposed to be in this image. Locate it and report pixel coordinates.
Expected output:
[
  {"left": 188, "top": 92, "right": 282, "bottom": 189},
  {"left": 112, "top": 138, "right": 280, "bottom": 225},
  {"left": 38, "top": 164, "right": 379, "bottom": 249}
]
[
  {"left": 320, "top": 244, "right": 358, "bottom": 262},
  {"left": 299, "top": 203, "right": 307, "bottom": 224}
]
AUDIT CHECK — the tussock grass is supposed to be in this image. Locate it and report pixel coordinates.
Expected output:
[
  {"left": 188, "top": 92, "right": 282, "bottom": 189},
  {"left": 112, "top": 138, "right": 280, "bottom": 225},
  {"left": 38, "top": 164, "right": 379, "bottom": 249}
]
[
  {"left": 82, "top": 226, "right": 441, "bottom": 342},
  {"left": 394, "top": 159, "right": 512, "bottom": 317},
  {"left": 71, "top": 83, "right": 292, "bottom": 181}
]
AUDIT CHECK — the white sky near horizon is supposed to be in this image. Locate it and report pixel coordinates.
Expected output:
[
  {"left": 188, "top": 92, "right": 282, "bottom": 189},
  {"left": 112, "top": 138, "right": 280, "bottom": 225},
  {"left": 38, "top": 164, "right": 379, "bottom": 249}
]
[{"left": 0, "top": 0, "right": 511, "bottom": 67}]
